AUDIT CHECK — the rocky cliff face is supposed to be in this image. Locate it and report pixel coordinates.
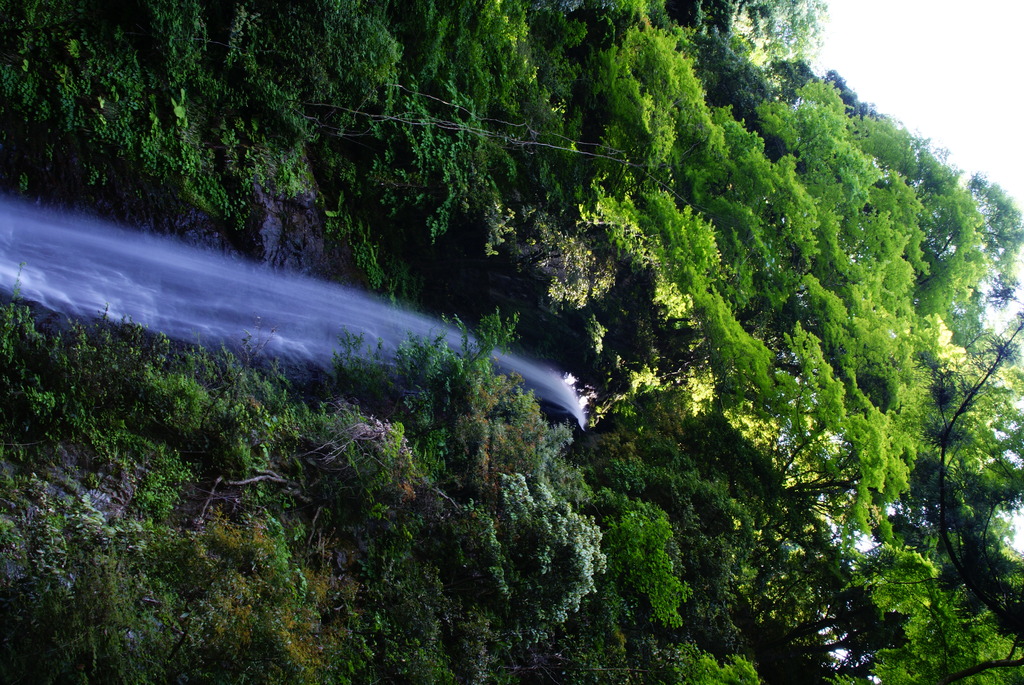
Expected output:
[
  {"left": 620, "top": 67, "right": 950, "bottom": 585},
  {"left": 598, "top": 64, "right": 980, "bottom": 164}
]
[
  {"left": 251, "top": 183, "right": 325, "bottom": 273},
  {"left": 0, "top": 161, "right": 339, "bottom": 278}
]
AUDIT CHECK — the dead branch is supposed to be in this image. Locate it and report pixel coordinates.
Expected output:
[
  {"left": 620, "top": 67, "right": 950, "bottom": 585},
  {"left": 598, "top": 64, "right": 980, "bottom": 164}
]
[{"left": 225, "top": 471, "right": 288, "bottom": 487}]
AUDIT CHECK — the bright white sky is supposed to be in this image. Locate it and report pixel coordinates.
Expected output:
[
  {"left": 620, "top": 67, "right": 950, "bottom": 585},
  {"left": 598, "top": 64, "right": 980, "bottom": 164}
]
[{"left": 815, "top": 0, "right": 1024, "bottom": 207}]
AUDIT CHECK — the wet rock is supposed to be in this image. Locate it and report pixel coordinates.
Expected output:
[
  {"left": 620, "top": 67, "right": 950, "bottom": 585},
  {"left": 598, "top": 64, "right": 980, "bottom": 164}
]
[{"left": 252, "top": 182, "right": 325, "bottom": 273}]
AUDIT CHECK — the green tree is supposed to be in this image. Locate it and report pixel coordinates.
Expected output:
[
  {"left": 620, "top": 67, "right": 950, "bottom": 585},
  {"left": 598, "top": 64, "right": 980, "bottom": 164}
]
[{"left": 869, "top": 316, "right": 1024, "bottom": 684}]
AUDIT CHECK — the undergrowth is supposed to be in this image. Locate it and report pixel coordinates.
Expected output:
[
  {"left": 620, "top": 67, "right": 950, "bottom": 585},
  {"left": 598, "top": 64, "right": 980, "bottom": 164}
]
[{"left": 0, "top": 301, "right": 624, "bottom": 683}]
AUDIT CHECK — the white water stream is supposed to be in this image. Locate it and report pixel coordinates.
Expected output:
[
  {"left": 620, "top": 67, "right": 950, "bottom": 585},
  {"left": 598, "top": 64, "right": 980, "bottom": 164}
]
[{"left": 0, "top": 199, "right": 586, "bottom": 426}]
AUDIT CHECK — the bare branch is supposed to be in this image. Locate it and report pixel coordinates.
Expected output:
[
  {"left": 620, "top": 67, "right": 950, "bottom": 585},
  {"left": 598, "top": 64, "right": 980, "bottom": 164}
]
[{"left": 225, "top": 471, "right": 288, "bottom": 487}]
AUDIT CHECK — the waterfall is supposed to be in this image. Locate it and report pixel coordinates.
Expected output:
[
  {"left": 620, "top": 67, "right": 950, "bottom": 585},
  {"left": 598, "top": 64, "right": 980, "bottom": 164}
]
[{"left": 0, "top": 198, "right": 586, "bottom": 427}]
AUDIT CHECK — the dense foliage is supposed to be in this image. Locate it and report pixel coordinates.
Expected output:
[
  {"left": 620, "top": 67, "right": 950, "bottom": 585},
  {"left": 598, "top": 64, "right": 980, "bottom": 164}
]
[{"left": 3, "top": 0, "right": 1024, "bottom": 682}]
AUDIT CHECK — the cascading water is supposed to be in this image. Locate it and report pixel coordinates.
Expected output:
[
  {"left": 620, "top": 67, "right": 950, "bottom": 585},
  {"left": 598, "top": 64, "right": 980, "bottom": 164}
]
[{"left": 0, "top": 198, "right": 586, "bottom": 426}]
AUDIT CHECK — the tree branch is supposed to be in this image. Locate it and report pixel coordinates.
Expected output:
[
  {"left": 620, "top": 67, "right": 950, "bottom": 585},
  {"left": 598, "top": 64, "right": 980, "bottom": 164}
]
[
  {"left": 936, "top": 655, "right": 1024, "bottom": 685},
  {"left": 225, "top": 471, "right": 288, "bottom": 487}
]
